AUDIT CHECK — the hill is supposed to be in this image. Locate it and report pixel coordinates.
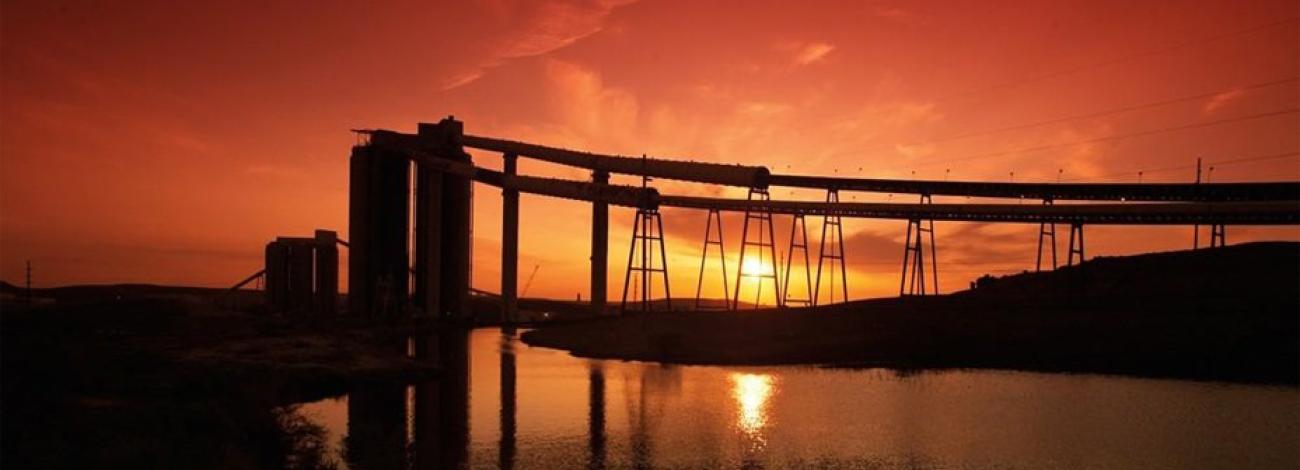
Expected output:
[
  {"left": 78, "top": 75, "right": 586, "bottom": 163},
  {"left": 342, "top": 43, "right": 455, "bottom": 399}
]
[{"left": 522, "top": 242, "right": 1300, "bottom": 384}]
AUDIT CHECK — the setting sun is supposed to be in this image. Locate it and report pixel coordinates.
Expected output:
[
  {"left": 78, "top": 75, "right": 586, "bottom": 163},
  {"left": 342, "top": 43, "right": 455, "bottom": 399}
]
[{"left": 740, "top": 258, "right": 775, "bottom": 277}]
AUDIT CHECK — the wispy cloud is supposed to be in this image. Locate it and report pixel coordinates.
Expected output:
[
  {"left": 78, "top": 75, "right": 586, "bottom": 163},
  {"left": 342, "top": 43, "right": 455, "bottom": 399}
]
[
  {"left": 497, "top": 0, "right": 635, "bottom": 59},
  {"left": 895, "top": 142, "right": 936, "bottom": 159},
  {"left": 871, "top": 5, "right": 910, "bottom": 22},
  {"left": 793, "top": 42, "right": 835, "bottom": 65},
  {"left": 444, "top": 0, "right": 637, "bottom": 90},
  {"left": 441, "top": 70, "right": 487, "bottom": 90},
  {"left": 1202, "top": 88, "right": 1245, "bottom": 114}
]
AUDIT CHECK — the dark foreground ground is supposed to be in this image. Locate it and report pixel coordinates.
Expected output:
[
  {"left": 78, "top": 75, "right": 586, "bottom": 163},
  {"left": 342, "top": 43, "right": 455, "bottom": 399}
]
[
  {"left": 3, "top": 242, "right": 1297, "bottom": 467},
  {"left": 0, "top": 287, "right": 441, "bottom": 469},
  {"left": 524, "top": 242, "right": 1300, "bottom": 385}
]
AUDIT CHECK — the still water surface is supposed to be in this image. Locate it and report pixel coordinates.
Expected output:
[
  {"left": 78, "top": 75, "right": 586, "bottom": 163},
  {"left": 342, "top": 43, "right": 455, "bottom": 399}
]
[{"left": 292, "top": 328, "right": 1298, "bottom": 469}]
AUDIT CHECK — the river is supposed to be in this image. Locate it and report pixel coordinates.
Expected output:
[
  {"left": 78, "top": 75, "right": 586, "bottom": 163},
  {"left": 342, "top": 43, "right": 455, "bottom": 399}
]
[{"left": 287, "top": 328, "right": 1299, "bottom": 469}]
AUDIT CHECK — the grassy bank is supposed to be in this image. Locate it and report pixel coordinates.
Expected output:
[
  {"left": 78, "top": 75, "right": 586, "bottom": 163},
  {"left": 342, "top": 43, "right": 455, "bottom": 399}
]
[{"left": 522, "top": 242, "right": 1300, "bottom": 385}]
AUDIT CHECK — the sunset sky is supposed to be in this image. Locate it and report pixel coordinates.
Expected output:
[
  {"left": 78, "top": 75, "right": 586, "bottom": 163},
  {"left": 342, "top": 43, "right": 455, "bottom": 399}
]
[{"left": 2, "top": 0, "right": 1298, "bottom": 301}]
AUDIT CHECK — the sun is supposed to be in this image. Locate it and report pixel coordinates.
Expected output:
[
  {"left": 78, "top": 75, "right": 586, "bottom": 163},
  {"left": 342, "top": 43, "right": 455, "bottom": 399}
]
[{"left": 741, "top": 258, "right": 774, "bottom": 276}]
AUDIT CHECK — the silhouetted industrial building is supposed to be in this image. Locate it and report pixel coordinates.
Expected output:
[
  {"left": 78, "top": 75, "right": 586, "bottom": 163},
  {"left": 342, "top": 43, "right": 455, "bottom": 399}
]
[{"left": 263, "top": 229, "right": 338, "bottom": 315}]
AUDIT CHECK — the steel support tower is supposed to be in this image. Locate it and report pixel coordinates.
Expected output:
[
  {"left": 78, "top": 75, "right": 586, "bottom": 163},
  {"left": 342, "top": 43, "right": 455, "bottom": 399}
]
[
  {"left": 1036, "top": 199, "right": 1058, "bottom": 272},
  {"left": 1067, "top": 223, "right": 1086, "bottom": 266},
  {"left": 733, "top": 188, "right": 782, "bottom": 309},
  {"left": 782, "top": 214, "right": 814, "bottom": 307},
  {"left": 1194, "top": 224, "right": 1228, "bottom": 249},
  {"left": 693, "top": 208, "right": 730, "bottom": 310},
  {"left": 813, "top": 189, "right": 848, "bottom": 305},
  {"left": 621, "top": 206, "right": 671, "bottom": 313},
  {"left": 900, "top": 193, "right": 939, "bottom": 296}
]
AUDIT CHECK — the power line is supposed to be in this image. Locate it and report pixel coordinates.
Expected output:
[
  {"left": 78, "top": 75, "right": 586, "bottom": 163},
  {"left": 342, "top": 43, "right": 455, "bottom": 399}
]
[
  {"left": 1213, "top": 151, "right": 1300, "bottom": 167},
  {"left": 1063, "top": 151, "right": 1300, "bottom": 182},
  {"left": 893, "top": 76, "right": 1298, "bottom": 149},
  {"left": 899, "top": 107, "right": 1299, "bottom": 171},
  {"left": 940, "top": 18, "right": 1299, "bottom": 105},
  {"left": 833, "top": 18, "right": 1298, "bottom": 162},
  {"left": 846, "top": 17, "right": 1298, "bottom": 128}
]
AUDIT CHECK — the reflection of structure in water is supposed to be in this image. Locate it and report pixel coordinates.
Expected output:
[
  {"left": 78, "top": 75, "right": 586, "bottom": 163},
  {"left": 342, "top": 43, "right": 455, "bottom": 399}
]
[
  {"left": 343, "top": 329, "right": 471, "bottom": 469},
  {"left": 588, "top": 362, "right": 606, "bottom": 469},
  {"left": 345, "top": 384, "right": 406, "bottom": 469},
  {"left": 621, "top": 363, "right": 684, "bottom": 469},
  {"left": 499, "top": 329, "right": 517, "bottom": 469}
]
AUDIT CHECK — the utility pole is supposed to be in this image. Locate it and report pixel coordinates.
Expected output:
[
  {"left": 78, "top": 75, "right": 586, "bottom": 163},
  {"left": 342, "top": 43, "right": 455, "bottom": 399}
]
[{"left": 1194, "top": 158, "right": 1202, "bottom": 249}]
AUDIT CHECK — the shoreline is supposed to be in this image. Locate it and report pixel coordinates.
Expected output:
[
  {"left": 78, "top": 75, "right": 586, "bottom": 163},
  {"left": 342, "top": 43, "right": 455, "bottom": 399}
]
[{"left": 522, "top": 242, "right": 1300, "bottom": 386}]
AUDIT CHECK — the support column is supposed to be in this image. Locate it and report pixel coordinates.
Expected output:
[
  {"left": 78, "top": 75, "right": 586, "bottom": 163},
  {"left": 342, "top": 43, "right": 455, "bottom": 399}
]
[
  {"left": 733, "top": 188, "right": 782, "bottom": 309},
  {"left": 1036, "top": 199, "right": 1057, "bottom": 272},
  {"left": 693, "top": 208, "right": 729, "bottom": 310},
  {"left": 591, "top": 170, "right": 610, "bottom": 315},
  {"left": 288, "top": 239, "right": 315, "bottom": 314},
  {"left": 315, "top": 230, "right": 339, "bottom": 316},
  {"left": 621, "top": 207, "right": 671, "bottom": 312},
  {"left": 417, "top": 119, "right": 472, "bottom": 320},
  {"left": 348, "top": 146, "right": 371, "bottom": 316},
  {"left": 440, "top": 155, "right": 472, "bottom": 320},
  {"left": 501, "top": 154, "right": 519, "bottom": 324},
  {"left": 782, "top": 214, "right": 813, "bottom": 307},
  {"left": 1194, "top": 158, "right": 1203, "bottom": 249},
  {"left": 900, "top": 194, "right": 938, "bottom": 296},
  {"left": 814, "top": 189, "right": 847, "bottom": 305},
  {"left": 348, "top": 144, "right": 410, "bottom": 318},
  {"left": 414, "top": 166, "right": 444, "bottom": 317},
  {"left": 1067, "top": 223, "right": 1085, "bottom": 266},
  {"left": 264, "top": 240, "right": 288, "bottom": 313}
]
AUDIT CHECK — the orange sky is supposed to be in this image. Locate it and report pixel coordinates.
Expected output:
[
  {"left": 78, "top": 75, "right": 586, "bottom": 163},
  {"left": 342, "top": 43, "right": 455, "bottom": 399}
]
[{"left": 2, "top": 0, "right": 1298, "bottom": 301}]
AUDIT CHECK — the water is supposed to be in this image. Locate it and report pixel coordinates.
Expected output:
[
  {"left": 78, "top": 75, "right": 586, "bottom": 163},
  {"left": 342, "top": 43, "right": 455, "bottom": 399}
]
[{"left": 289, "top": 328, "right": 1299, "bottom": 469}]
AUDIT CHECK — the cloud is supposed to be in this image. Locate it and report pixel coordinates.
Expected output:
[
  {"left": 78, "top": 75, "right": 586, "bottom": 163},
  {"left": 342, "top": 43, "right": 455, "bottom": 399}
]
[
  {"left": 441, "top": 70, "right": 486, "bottom": 90},
  {"left": 885, "top": 102, "right": 943, "bottom": 126},
  {"left": 444, "top": 0, "right": 637, "bottom": 90},
  {"left": 895, "top": 142, "right": 936, "bottom": 159},
  {"left": 793, "top": 42, "right": 835, "bottom": 65},
  {"left": 497, "top": 0, "right": 636, "bottom": 58},
  {"left": 872, "top": 6, "right": 910, "bottom": 21},
  {"left": 541, "top": 58, "right": 640, "bottom": 143},
  {"left": 1202, "top": 88, "right": 1245, "bottom": 115},
  {"left": 740, "top": 101, "right": 791, "bottom": 116}
]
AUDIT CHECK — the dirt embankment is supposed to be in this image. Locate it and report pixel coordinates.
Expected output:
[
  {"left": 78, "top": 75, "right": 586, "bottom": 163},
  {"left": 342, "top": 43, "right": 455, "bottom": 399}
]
[{"left": 523, "top": 242, "right": 1300, "bottom": 384}]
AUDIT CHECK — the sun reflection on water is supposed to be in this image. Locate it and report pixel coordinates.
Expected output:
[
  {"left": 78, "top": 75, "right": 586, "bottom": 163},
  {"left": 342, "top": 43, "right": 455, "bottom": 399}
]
[{"left": 731, "top": 372, "right": 776, "bottom": 451}]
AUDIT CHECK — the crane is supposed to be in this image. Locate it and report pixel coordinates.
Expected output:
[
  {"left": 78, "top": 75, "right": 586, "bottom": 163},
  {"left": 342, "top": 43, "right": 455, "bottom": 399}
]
[{"left": 521, "top": 264, "right": 540, "bottom": 298}]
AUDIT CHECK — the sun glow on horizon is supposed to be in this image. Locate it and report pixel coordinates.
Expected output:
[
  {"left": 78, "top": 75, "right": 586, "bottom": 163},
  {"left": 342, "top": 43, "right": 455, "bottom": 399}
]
[{"left": 741, "top": 258, "right": 776, "bottom": 277}]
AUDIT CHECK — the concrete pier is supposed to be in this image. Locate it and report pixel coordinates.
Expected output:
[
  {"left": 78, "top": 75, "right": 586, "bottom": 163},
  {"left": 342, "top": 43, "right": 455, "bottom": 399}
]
[
  {"left": 314, "top": 230, "right": 339, "bottom": 315},
  {"left": 418, "top": 119, "right": 473, "bottom": 320},
  {"left": 502, "top": 153, "right": 519, "bottom": 323},
  {"left": 414, "top": 163, "right": 444, "bottom": 317},
  {"left": 591, "top": 170, "right": 610, "bottom": 315},
  {"left": 347, "top": 144, "right": 410, "bottom": 317}
]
